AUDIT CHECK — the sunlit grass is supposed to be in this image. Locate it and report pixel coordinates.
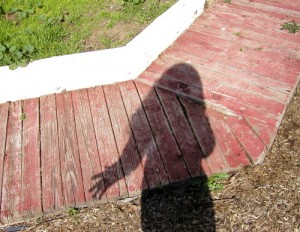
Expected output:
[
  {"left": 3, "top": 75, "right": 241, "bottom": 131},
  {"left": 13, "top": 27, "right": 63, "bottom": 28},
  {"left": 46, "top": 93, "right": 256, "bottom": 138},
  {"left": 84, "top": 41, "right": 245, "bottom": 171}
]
[{"left": 0, "top": 0, "right": 175, "bottom": 67}]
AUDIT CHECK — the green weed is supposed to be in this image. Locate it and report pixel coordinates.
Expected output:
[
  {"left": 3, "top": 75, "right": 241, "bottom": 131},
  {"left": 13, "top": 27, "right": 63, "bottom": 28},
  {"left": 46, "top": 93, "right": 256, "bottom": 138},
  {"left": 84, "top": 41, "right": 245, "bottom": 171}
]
[
  {"left": 20, "top": 112, "right": 26, "bottom": 120},
  {"left": 0, "top": 43, "right": 35, "bottom": 69},
  {"left": 206, "top": 173, "right": 230, "bottom": 192},
  {"left": 281, "top": 21, "right": 300, "bottom": 34},
  {"left": 68, "top": 207, "right": 79, "bottom": 216},
  {"left": 224, "top": 0, "right": 231, "bottom": 3}
]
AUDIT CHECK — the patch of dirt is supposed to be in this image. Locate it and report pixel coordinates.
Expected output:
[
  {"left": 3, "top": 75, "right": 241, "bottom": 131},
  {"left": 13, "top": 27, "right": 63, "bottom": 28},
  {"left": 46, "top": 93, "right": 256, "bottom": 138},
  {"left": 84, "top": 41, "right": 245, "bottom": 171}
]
[{"left": 83, "top": 21, "right": 145, "bottom": 51}]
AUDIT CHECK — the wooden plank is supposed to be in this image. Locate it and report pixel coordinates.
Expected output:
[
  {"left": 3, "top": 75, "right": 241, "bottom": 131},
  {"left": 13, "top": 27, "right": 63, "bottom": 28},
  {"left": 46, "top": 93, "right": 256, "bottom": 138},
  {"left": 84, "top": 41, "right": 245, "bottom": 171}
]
[
  {"left": 171, "top": 42, "right": 297, "bottom": 86},
  {"left": 231, "top": 0, "right": 300, "bottom": 19},
  {"left": 135, "top": 81, "right": 190, "bottom": 182},
  {"left": 215, "top": 2, "right": 300, "bottom": 23},
  {"left": 163, "top": 47, "right": 295, "bottom": 92},
  {"left": 88, "top": 86, "right": 128, "bottom": 200},
  {"left": 145, "top": 62, "right": 287, "bottom": 114},
  {"left": 206, "top": 108, "right": 250, "bottom": 169},
  {"left": 224, "top": 116, "right": 267, "bottom": 165},
  {"left": 246, "top": 117, "right": 278, "bottom": 148},
  {"left": 149, "top": 55, "right": 293, "bottom": 95},
  {"left": 202, "top": 6, "right": 300, "bottom": 43},
  {"left": 156, "top": 87, "right": 206, "bottom": 177},
  {"left": 103, "top": 84, "right": 147, "bottom": 196},
  {"left": 1, "top": 102, "right": 23, "bottom": 222},
  {"left": 21, "top": 98, "right": 42, "bottom": 218},
  {"left": 247, "top": 0, "right": 300, "bottom": 13},
  {"left": 190, "top": 17, "right": 300, "bottom": 59},
  {"left": 180, "top": 30, "right": 300, "bottom": 74},
  {"left": 118, "top": 81, "right": 169, "bottom": 188},
  {"left": 179, "top": 97, "right": 229, "bottom": 174},
  {"left": 71, "top": 89, "right": 106, "bottom": 202},
  {"left": 56, "top": 92, "right": 85, "bottom": 206},
  {"left": 137, "top": 72, "right": 279, "bottom": 128},
  {"left": 0, "top": 103, "right": 9, "bottom": 219},
  {"left": 40, "top": 95, "right": 64, "bottom": 212}
]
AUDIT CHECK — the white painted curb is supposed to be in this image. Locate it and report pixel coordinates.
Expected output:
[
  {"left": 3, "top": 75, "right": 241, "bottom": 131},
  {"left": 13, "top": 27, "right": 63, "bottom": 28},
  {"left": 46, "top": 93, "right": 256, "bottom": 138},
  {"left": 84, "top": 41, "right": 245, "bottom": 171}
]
[{"left": 0, "top": 0, "right": 205, "bottom": 103}]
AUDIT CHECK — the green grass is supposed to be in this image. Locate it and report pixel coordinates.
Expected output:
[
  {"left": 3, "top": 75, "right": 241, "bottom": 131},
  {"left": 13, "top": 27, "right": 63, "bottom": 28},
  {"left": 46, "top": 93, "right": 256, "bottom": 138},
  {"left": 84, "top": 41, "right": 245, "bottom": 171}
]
[
  {"left": 0, "top": 0, "right": 175, "bottom": 68},
  {"left": 281, "top": 20, "right": 300, "bottom": 34}
]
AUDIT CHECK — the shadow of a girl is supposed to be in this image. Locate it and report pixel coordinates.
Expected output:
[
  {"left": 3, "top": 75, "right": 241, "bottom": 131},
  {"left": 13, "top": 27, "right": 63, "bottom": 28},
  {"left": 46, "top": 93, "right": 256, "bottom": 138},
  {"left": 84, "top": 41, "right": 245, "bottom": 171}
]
[{"left": 90, "top": 63, "right": 216, "bottom": 231}]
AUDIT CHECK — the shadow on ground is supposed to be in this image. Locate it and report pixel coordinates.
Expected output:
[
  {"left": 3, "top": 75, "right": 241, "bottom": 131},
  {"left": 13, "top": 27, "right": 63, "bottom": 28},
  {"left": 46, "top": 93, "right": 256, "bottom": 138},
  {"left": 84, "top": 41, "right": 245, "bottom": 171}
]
[{"left": 91, "top": 63, "right": 216, "bottom": 231}]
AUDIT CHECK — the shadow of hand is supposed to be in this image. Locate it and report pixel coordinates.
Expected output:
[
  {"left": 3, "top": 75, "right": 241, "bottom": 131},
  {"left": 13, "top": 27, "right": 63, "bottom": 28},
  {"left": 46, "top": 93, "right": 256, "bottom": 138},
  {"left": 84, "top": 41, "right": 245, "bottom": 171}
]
[{"left": 89, "top": 172, "right": 106, "bottom": 199}]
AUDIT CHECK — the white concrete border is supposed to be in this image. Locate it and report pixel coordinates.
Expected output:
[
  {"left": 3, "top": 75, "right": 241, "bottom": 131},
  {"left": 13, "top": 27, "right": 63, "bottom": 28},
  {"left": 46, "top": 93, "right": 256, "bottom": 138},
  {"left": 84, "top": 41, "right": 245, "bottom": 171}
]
[{"left": 0, "top": 0, "right": 205, "bottom": 103}]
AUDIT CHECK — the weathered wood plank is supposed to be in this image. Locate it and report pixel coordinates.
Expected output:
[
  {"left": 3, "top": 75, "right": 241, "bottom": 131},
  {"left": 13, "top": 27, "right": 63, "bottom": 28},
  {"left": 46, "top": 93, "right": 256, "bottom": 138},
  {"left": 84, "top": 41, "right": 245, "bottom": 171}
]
[
  {"left": 118, "top": 81, "right": 169, "bottom": 188},
  {"left": 170, "top": 42, "right": 297, "bottom": 86},
  {"left": 1, "top": 102, "right": 23, "bottom": 222},
  {"left": 156, "top": 88, "right": 205, "bottom": 177},
  {"left": 147, "top": 58, "right": 289, "bottom": 103},
  {"left": 40, "top": 95, "right": 64, "bottom": 212},
  {"left": 135, "top": 81, "right": 190, "bottom": 181},
  {"left": 103, "top": 84, "right": 147, "bottom": 196},
  {"left": 190, "top": 18, "right": 300, "bottom": 59},
  {"left": 137, "top": 72, "right": 279, "bottom": 128},
  {"left": 166, "top": 47, "right": 295, "bottom": 92},
  {"left": 179, "top": 97, "right": 229, "bottom": 174},
  {"left": 88, "top": 86, "right": 128, "bottom": 200},
  {"left": 56, "top": 92, "right": 85, "bottom": 206},
  {"left": 206, "top": 108, "right": 250, "bottom": 169},
  {"left": 145, "top": 62, "right": 287, "bottom": 115},
  {"left": 231, "top": 0, "right": 300, "bottom": 16},
  {"left": 21, "top": 98, "right": 42, "bottom": 218},
  {"left": 71, "top": 89, "right": 106, "bottom": 202},
  {"left": 224, "top": 116, "right": 267, "bottom": 165},
  {"left": 191, "top": 16, "right": 300, "bottom": 54},
  {"left": 246, "top": 117, "right": 277, "bottom": 148},
  {"left": 205, "top": 9, "right": 300, "bottom": 42},
  {"left": 215, "top": 2, "right": 300, "bottom": 23},
  {"left": 0, "top": 103, "right": 9, "bottom": 219},
  {"left": 180, "top": 30, "right": 300, "bottom": 74},
  {"left": 245, "top": 0, "right": 300, "bottom": 13}
]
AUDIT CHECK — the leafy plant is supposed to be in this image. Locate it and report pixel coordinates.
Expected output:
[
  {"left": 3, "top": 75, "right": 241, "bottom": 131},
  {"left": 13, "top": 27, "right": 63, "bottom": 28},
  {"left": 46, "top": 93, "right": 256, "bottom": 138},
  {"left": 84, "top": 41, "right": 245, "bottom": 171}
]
[
  {"left": 0, "top": 5, "right": 5, "bottom": 15},
  {"left": 224, "top": 0, "right": 231, "bottom": 3},
  {"left": 68, "top": 207, "right": 79, "bottom": 216},
  {"left": 20, "top": 112, "right": 26, "bottom": 120},
  {"left": 38, "top": 14, "right": 65, "bottom": 27},
  {"left": 281, "top": 21, "right": 300, "bottom": 34},
  {"left": 205, "top": 173, "right": 230, "bottom": 192},
  {"left": 0, "top": 43, "right": 35, "bottom": 69}
]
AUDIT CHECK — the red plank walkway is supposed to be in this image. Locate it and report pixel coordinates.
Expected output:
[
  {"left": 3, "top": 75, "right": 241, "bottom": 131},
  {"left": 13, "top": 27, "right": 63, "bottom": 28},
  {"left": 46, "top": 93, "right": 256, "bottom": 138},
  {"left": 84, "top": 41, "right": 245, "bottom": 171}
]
[{"left": 0, "top": 0, "right": 299, "bottom": 223}]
